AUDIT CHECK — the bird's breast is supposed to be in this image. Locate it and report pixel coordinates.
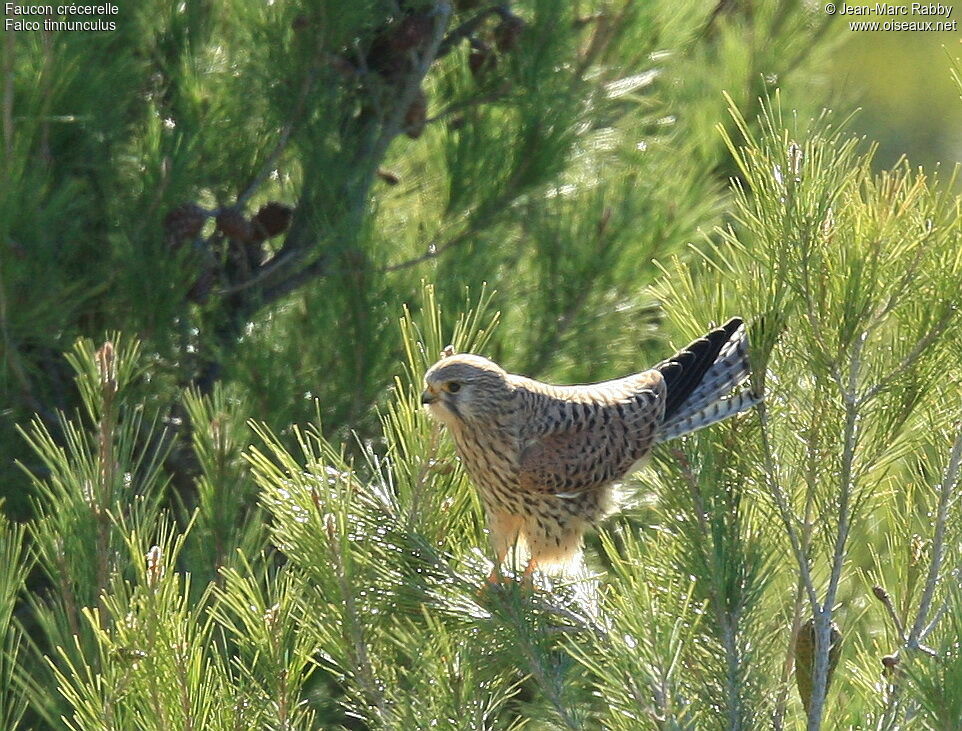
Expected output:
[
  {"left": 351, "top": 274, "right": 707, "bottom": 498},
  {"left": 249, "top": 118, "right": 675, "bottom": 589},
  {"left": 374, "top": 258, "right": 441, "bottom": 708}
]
[{"left": 449, "top": 422, "right": 522, "bottom": 510}]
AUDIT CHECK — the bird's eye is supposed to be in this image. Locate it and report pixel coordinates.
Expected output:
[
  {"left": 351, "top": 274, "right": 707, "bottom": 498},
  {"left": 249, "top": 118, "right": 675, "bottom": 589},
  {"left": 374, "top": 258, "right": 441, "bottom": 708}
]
[{"left": 446, "top": 381, "right": 461, "bottom": 393}]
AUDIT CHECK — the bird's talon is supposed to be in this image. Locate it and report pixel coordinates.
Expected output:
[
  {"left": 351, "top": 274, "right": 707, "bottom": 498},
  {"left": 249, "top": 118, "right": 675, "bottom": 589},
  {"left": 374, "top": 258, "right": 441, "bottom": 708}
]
[{"left": 476, "top": 566, "right": 506, "bottom": 599}]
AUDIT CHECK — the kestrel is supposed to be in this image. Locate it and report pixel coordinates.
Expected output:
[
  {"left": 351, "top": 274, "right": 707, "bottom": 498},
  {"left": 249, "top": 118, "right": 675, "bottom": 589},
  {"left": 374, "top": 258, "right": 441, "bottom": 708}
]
[{"left": 421, "top": 317, "right": 760, "bottom": 578}]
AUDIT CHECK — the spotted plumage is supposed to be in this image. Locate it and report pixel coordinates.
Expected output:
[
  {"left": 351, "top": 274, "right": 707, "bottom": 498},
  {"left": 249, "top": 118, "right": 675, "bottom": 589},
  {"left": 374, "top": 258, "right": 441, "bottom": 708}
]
[{"left": 421, "top": 317, "right": 760, "bottom": 575}]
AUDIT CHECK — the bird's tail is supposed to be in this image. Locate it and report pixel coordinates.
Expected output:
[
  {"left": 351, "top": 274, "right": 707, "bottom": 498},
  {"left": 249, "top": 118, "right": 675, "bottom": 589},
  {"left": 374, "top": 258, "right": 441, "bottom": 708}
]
[{"left": 654, "top": 317, "right": 761, "bottom": 443}]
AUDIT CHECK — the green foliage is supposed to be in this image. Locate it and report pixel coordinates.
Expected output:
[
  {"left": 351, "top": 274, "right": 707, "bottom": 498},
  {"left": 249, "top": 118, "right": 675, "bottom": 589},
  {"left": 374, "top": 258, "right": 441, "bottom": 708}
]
[
  {"left": 179, "top": 385, "right": 263, "bottom": 586},
  {"left": 1, "top": 0, "right": 836, "bottom": 511},
  {"left": 570, "top": 529, "right": 704, "bottom": 728},
  {"left": 0, "top": 516, "right": 30, "bottom": 729},
  {"left": 903, "top": 585, "right": 962, "bottom": 728},
  {"left": 9, "top": 172, "right": 962, "bottom": 726},
  {"left": 5, "top": 2, "right": 962, "bottom": 730}
]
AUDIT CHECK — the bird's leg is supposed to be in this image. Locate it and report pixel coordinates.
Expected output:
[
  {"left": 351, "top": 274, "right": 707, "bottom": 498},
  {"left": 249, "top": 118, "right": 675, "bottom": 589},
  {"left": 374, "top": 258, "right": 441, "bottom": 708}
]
[
  {"left": 521, "top": 558, "right": 539, "bottom": 592},
  {"left": 486, "top": 549, "right": 508, "bottom": 586},
  {"left": 484, "top": 512, "right": 523, "bottom": 587}
]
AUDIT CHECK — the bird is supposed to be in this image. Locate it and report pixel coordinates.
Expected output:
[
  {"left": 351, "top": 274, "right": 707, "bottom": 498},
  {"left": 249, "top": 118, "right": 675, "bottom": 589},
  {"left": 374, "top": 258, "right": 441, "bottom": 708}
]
[{"left": 421, "top": 317, "right": 761, "bottom": 581}]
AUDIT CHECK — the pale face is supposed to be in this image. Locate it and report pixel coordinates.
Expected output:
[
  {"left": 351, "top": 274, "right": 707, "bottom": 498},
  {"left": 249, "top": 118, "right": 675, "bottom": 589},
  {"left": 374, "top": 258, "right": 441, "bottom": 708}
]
[{"left": 421, "top": 354, "right": 510, "bottom": 426}]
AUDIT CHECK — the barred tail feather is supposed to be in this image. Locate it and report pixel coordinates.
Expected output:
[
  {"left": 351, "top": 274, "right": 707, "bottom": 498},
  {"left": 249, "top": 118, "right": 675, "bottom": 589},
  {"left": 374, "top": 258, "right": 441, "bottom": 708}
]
[
  {"left": 656, "top": 388, "right": 761, "bottom": 443},
  {"left": 666, "top": 325, "right": 750, "bottom": 420},
  {"left": 655, "top": 317, "right": 760, "bottom": 442}
]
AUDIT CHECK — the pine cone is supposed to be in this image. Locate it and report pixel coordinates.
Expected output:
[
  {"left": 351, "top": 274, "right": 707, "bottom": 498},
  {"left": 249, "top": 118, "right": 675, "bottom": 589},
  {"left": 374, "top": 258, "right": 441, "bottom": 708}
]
[
  {"left": 494, "top": 14, "right": 526, "bottom": 53},
  {"left": 367, "top": 14, "right": 429, "bottom": 80},
  {"left": 329, "top": 54, "right": 357, "bottom": 78},
  {"left": 468, "top": 40, "right": 496, "bottom": 79},
  {"left": 244, "top": 240, "right": 267, "bottom": 268},
  {"left": 795, "top": 618, "right": 843, "bottom": 714},
  {"left": 391, "top": 12, "right": 433, "bottom": 53},
  {"left": 187, "top": 265, "right": 216, "bottom": 304},
  {"left": 251, "top": 202, "right": 293, "bottom": 239},
  {"left": 216, "top": 208, "right": 254, "bottom": 242},
  {"left": 404, "top": 88, "right": 428, "bottom": 139},
  {"left": 164, "top": 203, "right": 206, "bottom": 247}
]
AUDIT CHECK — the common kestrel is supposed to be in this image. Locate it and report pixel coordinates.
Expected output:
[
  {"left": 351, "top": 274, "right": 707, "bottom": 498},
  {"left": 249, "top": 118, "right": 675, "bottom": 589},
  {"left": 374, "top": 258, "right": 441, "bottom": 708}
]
[{"left": 421, "top": 317, "right": 760, "bottom": 578}]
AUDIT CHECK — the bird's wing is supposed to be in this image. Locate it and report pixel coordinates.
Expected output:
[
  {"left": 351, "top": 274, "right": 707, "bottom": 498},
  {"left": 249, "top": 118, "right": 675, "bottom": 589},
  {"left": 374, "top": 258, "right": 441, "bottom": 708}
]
[{"left": 517, "top": 373, "right": 664, "bottom": 496}]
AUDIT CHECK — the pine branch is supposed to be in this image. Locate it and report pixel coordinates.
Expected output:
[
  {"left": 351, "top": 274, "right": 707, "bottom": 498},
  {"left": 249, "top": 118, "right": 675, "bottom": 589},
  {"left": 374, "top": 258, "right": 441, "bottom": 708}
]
[
  {"left": 380, "top": 191, "right": 516, "bottom": 274},
  {"left": 806, "top": 332, "right": 864, "bottom": 731},
  {"left": 200, "top": 4, "right": 454, "bottom": 387},
  {"left": 907, "top": 422, "right": 962, "bottom": 648},
  {"left": 436, "top": 4, "right": 507, "bottom": 59},
  {"left": 754, "top": 399, "right": 820, "bottom": 611},
  {"left": 324, "top": 514, "right": 388, "bottom": 723},
  {"left": 858, "top": 307, "right": 956, "bottom": 406}
]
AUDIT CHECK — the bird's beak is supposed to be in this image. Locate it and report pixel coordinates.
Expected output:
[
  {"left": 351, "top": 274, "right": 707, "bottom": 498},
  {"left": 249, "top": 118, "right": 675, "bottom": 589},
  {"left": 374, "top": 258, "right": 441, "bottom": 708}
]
[{"left": 421, "top": 389, "right": 438, "bottom": 405}]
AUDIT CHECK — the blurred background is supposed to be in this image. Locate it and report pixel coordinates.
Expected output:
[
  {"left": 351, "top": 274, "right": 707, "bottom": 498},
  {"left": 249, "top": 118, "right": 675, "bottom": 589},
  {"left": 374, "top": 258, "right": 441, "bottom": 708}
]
[{"left": 829, "top": 5, "right": 962, "bottom": 179}]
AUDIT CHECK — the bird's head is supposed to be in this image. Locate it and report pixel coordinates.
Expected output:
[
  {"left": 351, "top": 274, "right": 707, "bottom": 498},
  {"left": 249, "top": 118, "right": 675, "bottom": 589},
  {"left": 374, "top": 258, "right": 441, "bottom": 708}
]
[{"left": 422, "top": 353, "right": 512, "bottom": 426}]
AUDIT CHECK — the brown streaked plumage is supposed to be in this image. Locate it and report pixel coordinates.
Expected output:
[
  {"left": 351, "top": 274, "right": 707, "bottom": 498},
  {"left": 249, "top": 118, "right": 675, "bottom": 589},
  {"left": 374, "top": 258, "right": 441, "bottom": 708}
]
[{"left": 421, "top": 318, "right": 760, "bottom": 577}]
